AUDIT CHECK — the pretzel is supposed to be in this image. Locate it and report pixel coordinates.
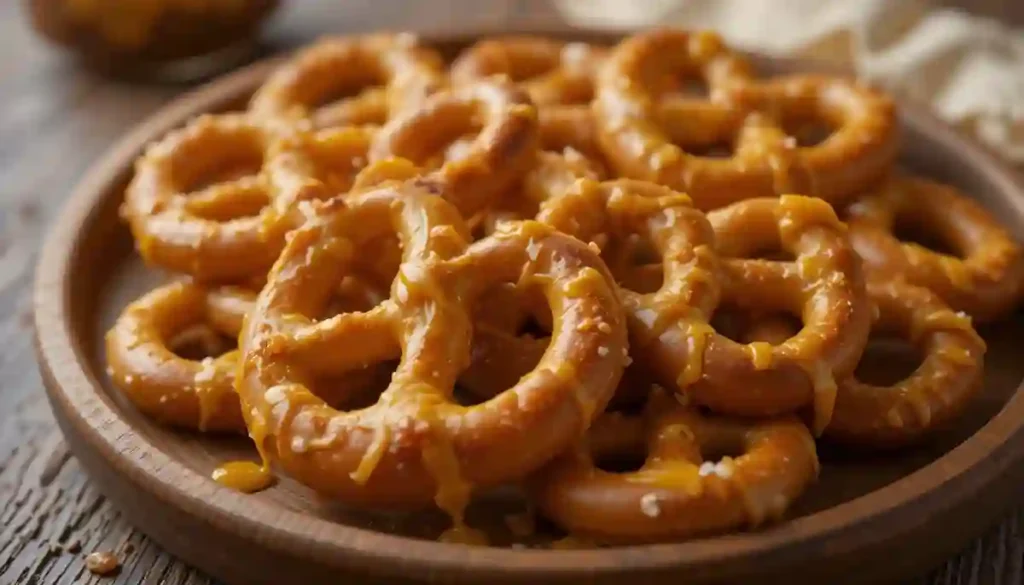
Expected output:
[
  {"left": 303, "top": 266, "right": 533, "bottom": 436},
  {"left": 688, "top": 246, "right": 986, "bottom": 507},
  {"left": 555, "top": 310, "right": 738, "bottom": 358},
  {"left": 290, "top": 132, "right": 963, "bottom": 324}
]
[
  {"left": 105, "top": 279, "right": 390, "bottom": 433},
  {"left": 235, "top": 183, "right": 628, "bottom": 541},
  {"left": 827, "top": 279, "right": 986, "bottom": 447},
  {"left": 845, "top": 174, "right": 1024, "bottom": 321},
  {"left": 451, "top": 36, "right": 606, "bottom": 106},
  {"left": 368, "top": 78, "right": 540, "bottom": 216},
  {"left": 121, "top": 116, "right": 380, "bottom": 282},
  {"left": 677, "top": 196, "right": 870, "bottom": 432},
  {"left": 593, "top": 28, "right": 897, "bottom": 209},
  {"left": 530, "top": 389, "right": 818, "bottom": 543},
  {"left": 250, "top": 34, "right": 444, "bottom": 128}
]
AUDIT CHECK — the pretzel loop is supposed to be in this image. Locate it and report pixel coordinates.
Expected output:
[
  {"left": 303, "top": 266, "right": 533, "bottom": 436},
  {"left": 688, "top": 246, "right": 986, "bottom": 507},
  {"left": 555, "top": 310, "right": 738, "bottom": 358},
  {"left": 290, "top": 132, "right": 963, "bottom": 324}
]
[{"left": 530, "top": 390, "right": 819, "bottom": 543}]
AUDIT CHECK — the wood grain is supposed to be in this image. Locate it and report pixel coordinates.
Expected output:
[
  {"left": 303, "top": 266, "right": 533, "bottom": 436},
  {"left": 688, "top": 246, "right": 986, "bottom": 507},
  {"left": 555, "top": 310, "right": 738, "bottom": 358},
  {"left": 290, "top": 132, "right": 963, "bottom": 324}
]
[{"left": 4, "top": 1, "right": 1024, "bottom": 584}]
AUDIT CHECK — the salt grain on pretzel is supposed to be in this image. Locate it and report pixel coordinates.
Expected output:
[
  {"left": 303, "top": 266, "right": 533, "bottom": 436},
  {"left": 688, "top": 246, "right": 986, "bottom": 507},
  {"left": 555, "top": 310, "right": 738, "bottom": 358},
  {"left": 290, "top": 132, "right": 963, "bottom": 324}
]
[
  {"left": 233, "top": 183, "right": 628, "bottom": 542},
  {"left": 250, "top": 33, "right": 444, "bottom": 129},
  {"left": 530, "top": 389, "right": 818, "bottom": 543},
  {"left": 846, "top": 174, "right": 1024, "bottom": 321}
]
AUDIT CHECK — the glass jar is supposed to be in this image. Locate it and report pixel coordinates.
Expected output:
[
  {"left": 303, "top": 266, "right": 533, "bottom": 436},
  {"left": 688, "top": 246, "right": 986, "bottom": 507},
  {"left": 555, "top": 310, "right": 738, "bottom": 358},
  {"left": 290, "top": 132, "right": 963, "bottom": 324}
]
[{"left": 27, "top": 0, "right": 281, "bottom": 81}]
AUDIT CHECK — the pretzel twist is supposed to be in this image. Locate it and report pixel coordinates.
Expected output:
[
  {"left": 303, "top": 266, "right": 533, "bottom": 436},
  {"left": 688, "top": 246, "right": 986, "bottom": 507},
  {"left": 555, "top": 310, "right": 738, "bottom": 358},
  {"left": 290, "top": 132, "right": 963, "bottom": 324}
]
[
  {"left": 368, "top": 79, "right": 540, "bottom": 216},
  {"left": 846, "top": 174, "right": 1024, "bottom": 321},
  {"left": 530, "top": 390, "right": 818, "bottom": 543},
  {"left": 827, "top": 279, "right": 986, "bottom": 447},
  {"left": 594, "top": 28, "right": 897, "bottom": 209},
  {"left": 105, "top": 279, "right": 389, "bottom": 433},
  {"left": 250, "top": 33, "right": 445, "bottom": 128},
  {"left": 122, "top": 115, "right": 381, "bottom": 282},
  {"left": 236, "top": 183, "right": 628, "bottom": 540}
]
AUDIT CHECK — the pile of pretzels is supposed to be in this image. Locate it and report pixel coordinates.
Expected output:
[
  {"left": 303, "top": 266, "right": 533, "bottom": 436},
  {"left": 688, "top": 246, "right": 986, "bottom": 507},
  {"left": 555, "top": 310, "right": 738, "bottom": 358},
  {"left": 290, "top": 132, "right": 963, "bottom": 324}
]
[{"left": 105, "top": 28, "right": 1024, "bottom": 546}]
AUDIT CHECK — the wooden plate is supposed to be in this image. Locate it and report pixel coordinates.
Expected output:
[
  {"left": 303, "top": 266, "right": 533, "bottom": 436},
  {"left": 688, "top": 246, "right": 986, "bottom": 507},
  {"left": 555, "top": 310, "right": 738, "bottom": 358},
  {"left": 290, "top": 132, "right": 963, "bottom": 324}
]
[{"left": 33, "top": 30, "right": 1024, "bottom": 585}]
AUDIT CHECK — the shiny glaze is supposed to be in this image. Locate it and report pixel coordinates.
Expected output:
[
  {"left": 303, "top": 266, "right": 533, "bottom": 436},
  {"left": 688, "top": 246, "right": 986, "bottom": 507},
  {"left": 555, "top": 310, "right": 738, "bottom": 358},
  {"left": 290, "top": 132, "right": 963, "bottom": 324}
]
[
  {"left": 846, "top": 173, "right": 1024, "bottom": 321},
  {"left": 234, "top": 185, "right": 628, "bottom": 539}
]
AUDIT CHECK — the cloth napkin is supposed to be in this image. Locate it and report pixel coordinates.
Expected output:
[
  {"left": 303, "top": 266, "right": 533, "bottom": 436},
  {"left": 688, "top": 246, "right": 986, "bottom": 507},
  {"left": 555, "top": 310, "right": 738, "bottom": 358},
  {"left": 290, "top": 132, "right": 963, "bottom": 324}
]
[{"left": 550, "top": 0, "right": 1024, "bottom": 167}]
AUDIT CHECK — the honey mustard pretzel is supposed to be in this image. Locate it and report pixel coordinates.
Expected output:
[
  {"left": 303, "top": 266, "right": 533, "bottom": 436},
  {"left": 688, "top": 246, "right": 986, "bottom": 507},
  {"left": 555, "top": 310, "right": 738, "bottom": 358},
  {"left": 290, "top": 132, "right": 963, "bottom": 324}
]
[
  {"left": 451, "top": 36, "right": 606, "bottom": 106},
  {"left": 368, "top": 78, "right": 540, "bottom": 216},
  {"left": 451, "top": 36, "right": 608, "bottom": 159},
  {"left": 122, "top": 117, "right": 381, "bottom": 282},
  {"left": 680, "top": 195, "right": 872, "bottom": 433},
  {"left": 594, "top": 28, "right": 897, "bottom": 209},
  {"left": 827, "top": 279, "right": 986, "bottom": 447},
  {"left": 105, "top": 278, "right": 390, "bottom": 433},
  {"left": 845, "top": 174, "right": 1024, "bottom": 321},
  {"left": 235, "top": 182, "right": 628, "bottom": 541},
  {"left": 530, "top": 389, "right": 818, "bottom": 543},
  {"left": 250, "top": 33, "right": 445, "bottom": 129}
]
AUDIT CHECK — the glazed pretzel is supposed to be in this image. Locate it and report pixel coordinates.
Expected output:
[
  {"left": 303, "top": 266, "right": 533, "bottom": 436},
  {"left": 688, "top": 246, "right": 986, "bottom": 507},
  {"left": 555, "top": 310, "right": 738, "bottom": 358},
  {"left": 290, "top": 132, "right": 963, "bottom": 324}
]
[
  {"left": 452, "top": 36, "right": 607, "bottom": 165},
  {"left": 122, "top": 117, "right": 378, "bottom": 282},
  {"left": 530, "top": 389, "right": 818, "bottom": 543},
  {"left": 594, "top": 28, "right": 897, "bottom": 209},
  {"left": 235, "top": 182, "right": 628, "bottom": 540},
  {"left": 250, "top": 33, "right": 445, "bottom": 128},
  {"left": 105, "top": 279, "right": 390, "bottom": 432},
  {"left": 368, "top": 78, "right": 540, "bottom": 216},
  {"left": 687, "top": 196, "right": 871, "bottom": 432},
  {"left": 827, "top": 279, "right": 986, "bottom": 447},
  {"left": 845, "top": 174, "right": 1024, "bottom": 321}
]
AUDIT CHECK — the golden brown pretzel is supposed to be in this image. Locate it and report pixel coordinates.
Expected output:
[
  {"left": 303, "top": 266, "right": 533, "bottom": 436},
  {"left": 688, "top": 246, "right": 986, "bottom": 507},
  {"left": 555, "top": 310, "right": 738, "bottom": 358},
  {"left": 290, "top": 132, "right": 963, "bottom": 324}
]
[
  {"left": 687, "top": 196, "right": 871, "bottom": 432},
  {"left": 530, "top": 389, "right": 818, "bottom": 543},
  {"left": 250, "top": 33, "right": 444, "bottom": 128},
  {"left": 827, "top": 279, "right": 986, "bottom": 447},
  {"left": 105, "top": 279, "right": 391, "bottom": 433},
  {"left": 451, "top": 36, "right": 608, "bottom": 170},
  {"left": 235, "top": 183, "right": 628, "bottom": 541},
  {"left": 594, "top": 28, "right": 897, "bottom": 209},
  {"left": 451, "top": 36, "right": 606, "bottom": 106},
  {"left": 368, "top": 78, "right": 540, "bottom": 216},
  {"left": 122, "top": 116, "right": 381, "bottom": 282},
  {"left": 845, "top": 174, "right": 1024, "bottom": 321}
]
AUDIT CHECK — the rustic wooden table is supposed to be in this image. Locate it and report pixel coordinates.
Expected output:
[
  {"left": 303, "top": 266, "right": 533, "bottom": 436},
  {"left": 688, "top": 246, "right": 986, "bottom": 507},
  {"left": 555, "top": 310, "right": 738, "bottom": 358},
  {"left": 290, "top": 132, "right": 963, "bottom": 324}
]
[{"left": 2, "top": 2, "right": 1023, "bottom": 584}]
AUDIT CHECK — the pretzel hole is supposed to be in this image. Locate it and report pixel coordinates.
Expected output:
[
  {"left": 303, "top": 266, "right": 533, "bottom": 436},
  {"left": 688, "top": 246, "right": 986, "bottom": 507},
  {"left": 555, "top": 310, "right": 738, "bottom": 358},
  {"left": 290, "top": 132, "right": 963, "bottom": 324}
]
[
  {"left": 604, "top": 234, "right": 665, "bottom": 294},
  {"left": 891, "top": 218, "right": 961, "bottom": 258},
  {"left": 685, "top": 142, "right": 734, "bottom": 159},
  {"left": 168, "top": 325, "right": 234, "bottom": 360},
  {"left": 711, "top": 308, "right": 801, "bottom": 345},
  {"left": 305, "top": 67, "right": 382, "bottom": 111},
  {"left": 853, "top": 336, "right": 922, "bottom": 386},
  {"left": 594, "top": 452, "right": 647, "bottom": 473},
  {"left": 698, "top": 437, "right": 746, "bottom": 462},
  {"left": 782, "top": 120, "right": 834, "bottom": 148}
]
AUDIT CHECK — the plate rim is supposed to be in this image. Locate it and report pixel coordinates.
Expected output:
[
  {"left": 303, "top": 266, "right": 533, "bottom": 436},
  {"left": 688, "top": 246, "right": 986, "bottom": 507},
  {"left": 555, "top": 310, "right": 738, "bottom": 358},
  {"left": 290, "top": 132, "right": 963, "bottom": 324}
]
[{"left": 32, "top": 28, "right": 1024, "bottom": 583}]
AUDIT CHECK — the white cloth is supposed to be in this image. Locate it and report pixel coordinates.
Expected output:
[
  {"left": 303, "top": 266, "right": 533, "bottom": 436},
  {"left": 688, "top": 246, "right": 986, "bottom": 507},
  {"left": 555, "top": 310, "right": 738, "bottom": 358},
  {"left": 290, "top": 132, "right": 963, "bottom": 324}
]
[{"left": 552, "top": 0, "right": 1024, "bottom": 166}]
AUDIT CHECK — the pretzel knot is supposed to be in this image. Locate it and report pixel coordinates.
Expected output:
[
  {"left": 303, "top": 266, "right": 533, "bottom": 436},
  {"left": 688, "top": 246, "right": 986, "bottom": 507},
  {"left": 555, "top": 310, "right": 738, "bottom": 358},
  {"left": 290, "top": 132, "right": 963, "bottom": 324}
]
[
  {"left": 367, "top": 78, "right": 540, "bottom": 216},
  {"left": 594, "top": 28, "right": 897, "bottom": 210},
  {"left": 122, "top": 114, "right": 381, "bottom": 282},
  {"left": 235, "top": 183, "right": 628, "bottom": 541},
  {"left": 846, "top": 174, "right": 1024, "bottom": 321},
  {"left": 250, "top": 34, "right": 445, "bottom": 129},
  {"left": 674, "top": 196, "right": 870, "bottom": 434},
  {"left": 530, "top": 389, "right": 819, "bottom": 543},
  {"left": 452, "top": 35, "right": 606, "bottom": 159},
  {"left": 105, "top": 279, "right": 392, "bottom": 434},
  {"left": 827, "top": 279, "right": 986, "bottom": 447}
]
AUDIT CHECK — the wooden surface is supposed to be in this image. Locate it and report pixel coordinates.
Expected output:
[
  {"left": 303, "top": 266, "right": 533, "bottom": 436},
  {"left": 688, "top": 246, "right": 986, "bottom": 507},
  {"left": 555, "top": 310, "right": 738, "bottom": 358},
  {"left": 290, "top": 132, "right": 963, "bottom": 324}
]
[{"left": 4, "top": 1, "right": 1024, "bottom": 584}]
